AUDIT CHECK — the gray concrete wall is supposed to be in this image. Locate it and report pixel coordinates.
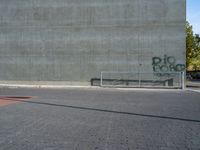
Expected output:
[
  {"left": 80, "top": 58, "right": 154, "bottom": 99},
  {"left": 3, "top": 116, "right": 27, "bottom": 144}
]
[{"left": 0, "top": 0, "right": 186, "bottom": 84}]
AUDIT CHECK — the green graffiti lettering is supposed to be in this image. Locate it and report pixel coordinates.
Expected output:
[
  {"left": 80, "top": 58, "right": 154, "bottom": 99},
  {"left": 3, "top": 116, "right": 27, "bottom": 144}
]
[
  {"left": 167, "top": 56, "right": 176, "bottom": 65},
  {"left": 152, "top": 57, "right": 162, "bottom": 65},
  {"left": 169, "top": 65, "right": 176, "bottom": 72},
  {"left": 175, "top": 64, "right": 185, "bottom": 71},
  {"left": 153, "top": 65, "right": 160, "bottom": 72},
  {"left": 160, "top": 65, "right": 169, "bottom": 72},
  {"left": 152, "top": 55, "right": 185, "bottom": 74}
]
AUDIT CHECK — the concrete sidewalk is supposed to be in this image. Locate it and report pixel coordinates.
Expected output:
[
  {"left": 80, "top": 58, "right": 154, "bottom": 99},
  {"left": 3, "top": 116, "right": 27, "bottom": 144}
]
[
  {"left": 187, "top": 80, "right": 200, "bottom": 88},
  {"left": 0, "top": 88, "right": 200, "bottom": 150}
]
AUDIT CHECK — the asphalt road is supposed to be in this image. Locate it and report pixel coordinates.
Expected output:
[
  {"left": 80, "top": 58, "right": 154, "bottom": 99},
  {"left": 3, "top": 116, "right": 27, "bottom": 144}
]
[{"left": 0, "top": 88, "right": 200, "bottom": 150}]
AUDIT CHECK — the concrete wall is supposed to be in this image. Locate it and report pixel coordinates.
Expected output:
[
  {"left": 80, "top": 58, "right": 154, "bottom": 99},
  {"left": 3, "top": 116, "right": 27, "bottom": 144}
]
[{"left": 0, "top": 0, "right": 186, "bottom": 84}]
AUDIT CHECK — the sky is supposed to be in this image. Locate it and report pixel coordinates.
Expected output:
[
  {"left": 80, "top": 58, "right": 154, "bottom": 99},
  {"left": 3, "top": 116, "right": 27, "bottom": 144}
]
[{"left": 187, "top": 0, "right": 200, "bottom": 34}]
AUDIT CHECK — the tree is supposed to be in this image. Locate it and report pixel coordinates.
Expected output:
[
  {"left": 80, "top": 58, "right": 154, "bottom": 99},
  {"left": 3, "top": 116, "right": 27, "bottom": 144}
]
[
  {"left": 186, "top": 21, "right": 200, "bottom": 71},
  {"left": 195, "top": 34, "right": 200, "bottom": 47}
]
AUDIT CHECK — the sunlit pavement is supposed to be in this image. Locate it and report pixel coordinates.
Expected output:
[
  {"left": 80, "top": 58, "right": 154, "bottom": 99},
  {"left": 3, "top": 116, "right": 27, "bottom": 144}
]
[
  {"left": 187, "top": 80, "right": 200, "bottom": 93},
  {"left": 0, "top": 87, "right": 200, "bottom": 150},
  {"left": 187, "top": 80, "right": 200, "bottom": 88}
]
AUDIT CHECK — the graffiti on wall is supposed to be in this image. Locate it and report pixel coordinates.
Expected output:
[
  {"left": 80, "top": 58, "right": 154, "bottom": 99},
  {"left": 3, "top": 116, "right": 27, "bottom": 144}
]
[{"left": 152, "top": 55, "right": 185, "bottom": 73}]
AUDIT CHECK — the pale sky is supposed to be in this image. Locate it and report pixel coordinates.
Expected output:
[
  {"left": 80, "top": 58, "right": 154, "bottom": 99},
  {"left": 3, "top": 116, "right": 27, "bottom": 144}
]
[{"left": 187, "top": 0, "right": 200, "bottom": 34}]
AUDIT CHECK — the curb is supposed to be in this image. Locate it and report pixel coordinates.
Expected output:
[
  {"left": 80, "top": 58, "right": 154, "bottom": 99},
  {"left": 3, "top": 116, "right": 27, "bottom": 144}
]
[
  {"left": 186, "top": 88, "right": 200, "bottom": 93},
  {"left": 0, "top": 84, "right": 186, "bottom": 92}
]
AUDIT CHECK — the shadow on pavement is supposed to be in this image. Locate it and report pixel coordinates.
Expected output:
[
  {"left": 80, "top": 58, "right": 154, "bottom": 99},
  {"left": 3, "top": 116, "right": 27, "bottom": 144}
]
[{"left": 2, "top": 98, "right": 200, "bottom": 124}]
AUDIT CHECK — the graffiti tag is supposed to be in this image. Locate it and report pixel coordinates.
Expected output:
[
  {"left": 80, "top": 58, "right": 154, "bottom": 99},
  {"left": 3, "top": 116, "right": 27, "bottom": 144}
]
[{"left": 152, "top": 55, "right": 185, "bottom": 73}]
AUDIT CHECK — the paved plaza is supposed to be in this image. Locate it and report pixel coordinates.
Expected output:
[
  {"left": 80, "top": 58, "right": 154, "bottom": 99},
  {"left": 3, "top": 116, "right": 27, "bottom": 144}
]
[{"left": 0, "top": 87, "right": 200, "bottom": 150}]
